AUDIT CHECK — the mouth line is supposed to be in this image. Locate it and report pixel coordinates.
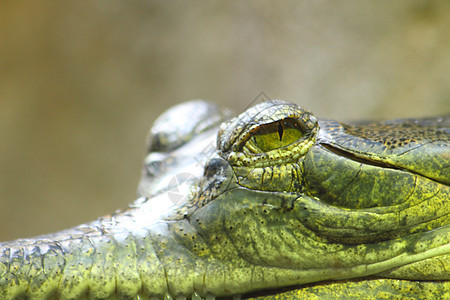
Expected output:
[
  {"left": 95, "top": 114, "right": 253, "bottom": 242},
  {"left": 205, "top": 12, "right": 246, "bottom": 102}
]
[
  {"left": 320, "top": 143, "right": 399, "bottom": 170},
  {"left": 320, "top": 143, "right": 447, "bottom": 187}
]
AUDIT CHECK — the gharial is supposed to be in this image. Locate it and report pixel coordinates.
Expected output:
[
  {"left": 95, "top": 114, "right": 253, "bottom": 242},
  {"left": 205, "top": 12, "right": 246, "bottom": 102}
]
[{"left": 0, "top": 100, "right": 449, "bottom": 299}]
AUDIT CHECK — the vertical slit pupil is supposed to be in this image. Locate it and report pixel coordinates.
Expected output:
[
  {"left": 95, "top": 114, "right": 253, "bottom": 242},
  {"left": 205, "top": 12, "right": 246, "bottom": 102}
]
[{"left": 277, "top": 122, "right": 284, "bottom": 141}]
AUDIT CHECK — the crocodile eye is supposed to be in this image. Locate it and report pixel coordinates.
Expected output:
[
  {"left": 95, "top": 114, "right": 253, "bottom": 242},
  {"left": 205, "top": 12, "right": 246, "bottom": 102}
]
[{"left": 248, "top": 118, "right": 304, "bottom": 152}]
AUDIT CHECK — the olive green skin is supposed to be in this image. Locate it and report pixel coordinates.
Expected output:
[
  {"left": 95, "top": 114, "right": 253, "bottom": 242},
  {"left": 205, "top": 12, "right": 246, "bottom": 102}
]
[{"left": 0, "top": 100, "right": 448, "bottom": 299}]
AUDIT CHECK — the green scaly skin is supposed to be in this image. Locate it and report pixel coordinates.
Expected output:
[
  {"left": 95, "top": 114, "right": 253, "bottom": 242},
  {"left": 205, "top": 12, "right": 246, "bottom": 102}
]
[{"left": 0, "top": 100, "right": 448, "bottom": 299}]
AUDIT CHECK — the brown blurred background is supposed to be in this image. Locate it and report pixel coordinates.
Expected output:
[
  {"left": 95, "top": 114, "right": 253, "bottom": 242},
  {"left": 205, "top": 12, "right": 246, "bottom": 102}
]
[{"left": 0, "top": 1, "right": 449, "bottom": 241}]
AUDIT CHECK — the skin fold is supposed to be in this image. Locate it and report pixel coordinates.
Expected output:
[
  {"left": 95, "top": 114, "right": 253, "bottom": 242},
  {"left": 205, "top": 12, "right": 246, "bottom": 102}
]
[{"left": 0, "top": 100, "right": 448, "bottom": 299}]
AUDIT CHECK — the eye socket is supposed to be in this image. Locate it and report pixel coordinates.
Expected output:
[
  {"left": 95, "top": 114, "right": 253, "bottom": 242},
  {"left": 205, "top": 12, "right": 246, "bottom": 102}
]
[{"left": 248, "top": 118, "right": 304, "bottom": 152}]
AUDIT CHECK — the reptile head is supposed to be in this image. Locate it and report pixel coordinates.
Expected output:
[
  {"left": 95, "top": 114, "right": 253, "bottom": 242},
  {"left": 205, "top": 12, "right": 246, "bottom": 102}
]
[
  {"left": 137, "top": 99, "right": 448, "bottom": 294},
  {"left": 1, "top": 99, "right": 447, "bottom": 299}
]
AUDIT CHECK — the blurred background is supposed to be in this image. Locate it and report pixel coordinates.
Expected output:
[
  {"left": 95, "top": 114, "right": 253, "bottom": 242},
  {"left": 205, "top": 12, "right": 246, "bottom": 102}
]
[{"left": 0, "top": 1, "right": 449, "bottom": 241}]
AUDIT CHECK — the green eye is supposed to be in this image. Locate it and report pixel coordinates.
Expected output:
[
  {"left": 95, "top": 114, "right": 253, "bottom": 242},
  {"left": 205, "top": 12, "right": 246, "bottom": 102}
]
[{"left": 250, "top": 119, "right": 304, "bottom": 152}]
